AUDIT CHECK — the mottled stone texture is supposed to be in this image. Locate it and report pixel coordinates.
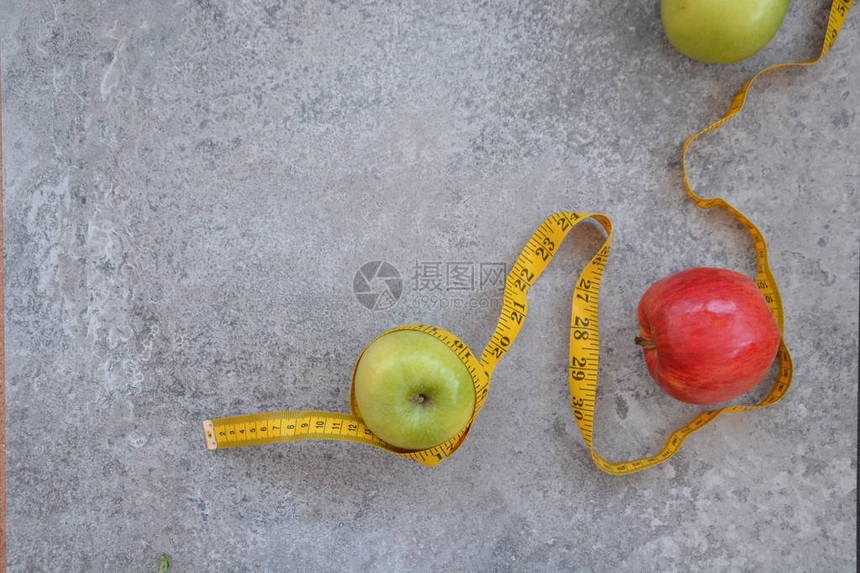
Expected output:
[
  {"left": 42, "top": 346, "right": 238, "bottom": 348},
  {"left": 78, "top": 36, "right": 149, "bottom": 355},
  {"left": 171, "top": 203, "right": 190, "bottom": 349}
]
[{"left": 1, "top": 1, "right": 857, "bottom": 571}]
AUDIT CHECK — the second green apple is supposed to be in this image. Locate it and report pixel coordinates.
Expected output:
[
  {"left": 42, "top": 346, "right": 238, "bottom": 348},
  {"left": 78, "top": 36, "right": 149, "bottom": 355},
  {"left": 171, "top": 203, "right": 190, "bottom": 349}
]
[{"left": 662, "top": 0, "right": 790, "bottom": 64}]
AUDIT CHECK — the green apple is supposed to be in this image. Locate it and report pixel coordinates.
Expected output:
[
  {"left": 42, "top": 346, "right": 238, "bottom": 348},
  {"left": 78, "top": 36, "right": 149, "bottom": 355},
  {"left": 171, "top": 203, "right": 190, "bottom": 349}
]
[
  {"left": 662, "top": 0, "right": 790, "bottom": 64},
  {"left": 353, "top": 330, "right": 476, "bottom": 451}
]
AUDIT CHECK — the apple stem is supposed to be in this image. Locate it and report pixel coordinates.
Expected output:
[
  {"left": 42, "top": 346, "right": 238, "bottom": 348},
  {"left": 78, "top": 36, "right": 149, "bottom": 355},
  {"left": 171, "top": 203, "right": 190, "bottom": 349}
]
[
  {"left": 634, "top": 336, "right": 656, "bottom": 349},
  {"left": 411, "top": 393, "right": 426, "bottom": 404}
]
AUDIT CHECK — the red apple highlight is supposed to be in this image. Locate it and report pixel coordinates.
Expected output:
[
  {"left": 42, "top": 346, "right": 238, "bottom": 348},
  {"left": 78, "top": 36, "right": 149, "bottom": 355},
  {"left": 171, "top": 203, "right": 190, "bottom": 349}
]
[{"left": 635, "top": 267, "right": 780, "bottom": 405}]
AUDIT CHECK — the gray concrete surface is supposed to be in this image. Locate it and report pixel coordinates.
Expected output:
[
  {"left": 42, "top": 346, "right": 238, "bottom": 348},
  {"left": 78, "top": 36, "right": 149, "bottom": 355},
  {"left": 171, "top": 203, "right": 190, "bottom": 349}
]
[{"left": 2, "top": 1, "right": 857, "bottom": 571}]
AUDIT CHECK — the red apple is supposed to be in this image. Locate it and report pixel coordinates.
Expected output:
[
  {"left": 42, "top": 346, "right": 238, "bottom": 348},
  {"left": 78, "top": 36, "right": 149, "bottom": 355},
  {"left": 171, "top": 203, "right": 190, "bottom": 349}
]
[{"left": 635, "top": 267, "right": 780, "bottom": 405}]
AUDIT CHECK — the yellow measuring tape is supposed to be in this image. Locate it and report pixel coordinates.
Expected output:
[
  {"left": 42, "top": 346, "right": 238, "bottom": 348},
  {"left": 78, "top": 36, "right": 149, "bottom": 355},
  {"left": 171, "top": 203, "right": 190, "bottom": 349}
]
[{"left": 203, "top": 1, "right": 853, "bottom": 474}]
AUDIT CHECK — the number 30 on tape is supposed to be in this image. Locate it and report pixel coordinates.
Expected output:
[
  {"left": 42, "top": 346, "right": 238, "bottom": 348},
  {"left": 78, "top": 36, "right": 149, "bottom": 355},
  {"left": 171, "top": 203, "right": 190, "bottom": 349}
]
[{"left": 203, "top": 1, "right": 851, "bottom": 474}]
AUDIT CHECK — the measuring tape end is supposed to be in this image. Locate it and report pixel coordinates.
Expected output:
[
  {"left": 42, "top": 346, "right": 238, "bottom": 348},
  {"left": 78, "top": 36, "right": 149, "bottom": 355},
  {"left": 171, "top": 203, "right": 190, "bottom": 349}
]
[{"left": 202, "top": 420, "right": 218, "bottom": 450}]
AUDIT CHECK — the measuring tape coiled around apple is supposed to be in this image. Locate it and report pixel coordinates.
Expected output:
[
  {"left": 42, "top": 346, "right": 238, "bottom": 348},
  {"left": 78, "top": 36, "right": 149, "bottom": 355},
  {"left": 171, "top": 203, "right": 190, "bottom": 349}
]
[{"left": 202, "top": 1, "right": 851, "bottom": 474}]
